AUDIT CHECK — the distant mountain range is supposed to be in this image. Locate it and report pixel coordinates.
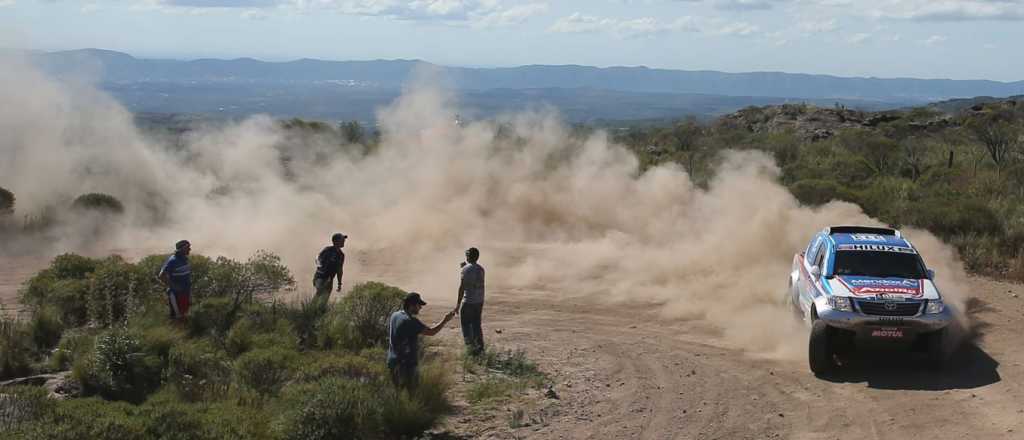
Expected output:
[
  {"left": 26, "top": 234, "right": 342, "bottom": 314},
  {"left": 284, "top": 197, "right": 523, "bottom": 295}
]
[{"left": 17, "top": 49, "right": 1024, "bottom": 122}]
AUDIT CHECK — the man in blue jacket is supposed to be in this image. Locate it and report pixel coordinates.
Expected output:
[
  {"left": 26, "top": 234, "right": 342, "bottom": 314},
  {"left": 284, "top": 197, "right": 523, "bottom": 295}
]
[{"left": 158, "top": 240, "right": 192, "bottom": 321}]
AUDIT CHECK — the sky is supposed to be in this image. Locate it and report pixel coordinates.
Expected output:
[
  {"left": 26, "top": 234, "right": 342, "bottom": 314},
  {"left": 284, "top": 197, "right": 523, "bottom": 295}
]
[{"left": 0, "top": 0, "right": 1021, "bottom": 81}]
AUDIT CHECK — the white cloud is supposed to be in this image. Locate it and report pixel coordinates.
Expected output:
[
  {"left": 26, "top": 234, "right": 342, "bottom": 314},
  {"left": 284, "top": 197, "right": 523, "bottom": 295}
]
[
  {"left": 846, "top": 32, "right": 870, "bottom": 43},
  {"left": 711, "top": 20, "right": 759, "bottom": 36},
  {"left": 920, "top": 34, "right": 948, "bottom": 45},
  {"left": 0, "top": 0, "right": 15, "bottom": 6},
  {"left": 714, "top": 0, "right": 780, "bottom": 10},
  {"left": 549, "top": 13, "right": 699, "bottom": 37},
  {"left": 865, "top": 0, "right": 1024, "bottom": 21},
  {"left": 137, "top": 0, "right": 548, "bottom": 26},
  {"left": 797, "top": 18, "right": 838, "bottom": 33}
]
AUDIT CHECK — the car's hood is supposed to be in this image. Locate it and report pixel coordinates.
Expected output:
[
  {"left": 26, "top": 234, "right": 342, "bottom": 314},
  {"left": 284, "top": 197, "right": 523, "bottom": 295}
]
[{"left": 828, "top": 275, "right": 940, "bottom": 300}]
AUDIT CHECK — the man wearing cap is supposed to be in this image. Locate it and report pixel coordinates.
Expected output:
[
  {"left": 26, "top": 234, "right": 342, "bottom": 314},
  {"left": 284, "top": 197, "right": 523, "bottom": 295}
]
[
  {"left": 387, "top": 292, "right": 456, "bottom": 389},
  {"left": 455, "top": 247, "right": 486, "bottom": 355},
  {"left": 157, "top": 240, "right": 192, "bottom": 321},
  {"left": 313, "top": 233, "right": 347, "bottom": 306}
]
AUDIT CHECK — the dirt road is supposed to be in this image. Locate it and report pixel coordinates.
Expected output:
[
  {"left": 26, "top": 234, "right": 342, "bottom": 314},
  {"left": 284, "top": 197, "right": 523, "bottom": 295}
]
[
  {"left": 431, "top": 279, "right": 1024, "bottom": 439},
  {"left": 3, "top": 253, "right": 1023, "bottom": 439}
]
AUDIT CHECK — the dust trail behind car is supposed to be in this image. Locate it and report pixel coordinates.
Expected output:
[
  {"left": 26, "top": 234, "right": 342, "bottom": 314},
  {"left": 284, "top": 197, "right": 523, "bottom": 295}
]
[{"left": 0, "top": 54, "right": 973, "bottom": 359}]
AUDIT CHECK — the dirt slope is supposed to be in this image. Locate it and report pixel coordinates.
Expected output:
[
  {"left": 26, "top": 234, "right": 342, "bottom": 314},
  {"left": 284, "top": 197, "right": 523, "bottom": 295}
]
[{"left": 3, "top": 252, "right": 1023, "bottom": 439}]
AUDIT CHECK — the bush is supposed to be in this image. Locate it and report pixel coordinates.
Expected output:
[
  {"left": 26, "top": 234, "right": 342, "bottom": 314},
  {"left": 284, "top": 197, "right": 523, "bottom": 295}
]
[
  {"left": 50, "top": 329, "right": 96, "bottom": 371},
  {"left": 904, "top": 199, "right": 1003, "bottom": 238},
  {"left": 88, "top": 257, "right": 143, "bottom": 328},
  {"left": 19, "top": 254, "right": 97, "bottom": 327},
  {"left": 0, "top": 316, "right": 33, "bottom": 380},
  {"left": 295, "top": 352, "right": 387, "bottom": 384},
  {"left": 788, "top": 179, "right": 858, "bottom": 206},
  {"left": 79, "top": 329, "right": 162, "bottom": 402},
  {"left": 338, "top": 282, "right": 406, "bottom": 349},
  {"left": 7, "top": 397, "right": 145, "bottom": 440},
  {"left": 234, "top": 347, "right": 298, "bottom": 396},
  {"left": 0, "top": 386, "right": 53, "bottom": 433},
  {"left": 0, "top": 186, "right": 13, "bottom": 216},
  {"left": 71, "top": 193, "right": 125, "bottom": 214},
  {"left": 28, "top": 305, "right": 65, "bottom": 351},
  {"left": 166, "top": 339, "right": 231, "bottom": 402},
  {"left": 225, "top": 315, "right": 297, "bottom": 357},
  {"left": 278, "top": 379, "right": 382, "bottom": 440},
  {"left": 187, "top": 296, "right": 239, "bottom": 337}
]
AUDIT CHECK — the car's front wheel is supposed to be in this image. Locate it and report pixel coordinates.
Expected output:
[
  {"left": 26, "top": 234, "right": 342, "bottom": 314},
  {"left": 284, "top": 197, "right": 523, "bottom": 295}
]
[
  {"left": 926, "top": 329, "right": 952, "bottom": 369},
  {"left": 809, "top": 319, "right": 835, "bottom": 376}
]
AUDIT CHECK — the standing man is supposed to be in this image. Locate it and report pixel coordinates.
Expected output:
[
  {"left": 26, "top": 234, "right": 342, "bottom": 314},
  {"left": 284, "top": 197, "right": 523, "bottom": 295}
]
[
  {"left": 455, "top": 247, "right": 486, "bottom": 356},
  {"left": 313, "top": 233, "right": 346, "bottom": 306},
  {"left": 387, "top": 292, "right": 456, "bottom": 389},
  {"left": 157, "top": 240, "right": 192, "bottom": 322}
]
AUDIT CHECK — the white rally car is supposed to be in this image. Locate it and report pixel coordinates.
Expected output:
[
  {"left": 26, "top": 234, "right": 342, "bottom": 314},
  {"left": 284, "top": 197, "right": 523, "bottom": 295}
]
[{"left": 787, "top": 226, "right": 955, "bottom": 375}]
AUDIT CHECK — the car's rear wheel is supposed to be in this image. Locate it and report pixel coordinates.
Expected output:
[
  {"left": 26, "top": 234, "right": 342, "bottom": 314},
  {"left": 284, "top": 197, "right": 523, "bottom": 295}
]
[{"left": 809, "top": 319, "right": 835, "bottom": 376}]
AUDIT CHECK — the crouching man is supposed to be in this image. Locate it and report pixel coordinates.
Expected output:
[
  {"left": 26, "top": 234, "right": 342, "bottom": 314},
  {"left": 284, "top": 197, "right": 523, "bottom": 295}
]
[{"left": 386, "top": 292, "right": 456, "bottom": 389}]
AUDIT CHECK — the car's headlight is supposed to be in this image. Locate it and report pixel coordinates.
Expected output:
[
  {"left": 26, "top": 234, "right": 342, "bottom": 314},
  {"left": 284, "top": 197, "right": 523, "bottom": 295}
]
[
  {"left": 828, "top": 296, "right": 853, "bottom": 312},
  {"left": 925, "top": 300, "right": 945, "bottom": 314}
]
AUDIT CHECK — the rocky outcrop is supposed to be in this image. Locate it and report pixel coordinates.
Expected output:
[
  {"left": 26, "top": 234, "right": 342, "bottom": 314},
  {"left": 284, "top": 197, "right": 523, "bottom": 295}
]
[{"left": 722, "top": 104, "right": 955, "bottom": 142}]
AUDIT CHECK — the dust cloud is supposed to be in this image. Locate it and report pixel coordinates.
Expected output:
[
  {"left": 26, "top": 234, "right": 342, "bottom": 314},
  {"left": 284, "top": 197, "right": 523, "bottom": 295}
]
[{"left": 0, "top": 54, "right": 972, "bottom": 359}]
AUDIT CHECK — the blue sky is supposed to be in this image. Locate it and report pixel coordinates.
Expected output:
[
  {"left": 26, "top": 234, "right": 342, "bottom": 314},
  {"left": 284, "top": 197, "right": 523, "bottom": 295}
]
[{"left": 1, "top": 0, "right": 1021, "bottom": 81}]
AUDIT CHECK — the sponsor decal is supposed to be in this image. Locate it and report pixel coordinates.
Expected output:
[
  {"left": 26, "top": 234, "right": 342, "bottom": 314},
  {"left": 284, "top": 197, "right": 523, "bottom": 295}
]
[
  {"left": 836, "top": 244, "right": 916, "bottom": 254},
  {"left": 871, "top": 327, "right": 904, "bottom": 338},
  {"left": 851, "top": 234, "right": 887, "bottom": 242},
  {"left": 837, "top": 276, "right": 924, "bottom": 297}
]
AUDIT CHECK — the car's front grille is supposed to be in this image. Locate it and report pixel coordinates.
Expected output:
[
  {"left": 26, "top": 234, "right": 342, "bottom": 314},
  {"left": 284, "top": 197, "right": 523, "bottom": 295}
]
[{"left": 856, "top": 300, "right": 923, "bottom": 316}]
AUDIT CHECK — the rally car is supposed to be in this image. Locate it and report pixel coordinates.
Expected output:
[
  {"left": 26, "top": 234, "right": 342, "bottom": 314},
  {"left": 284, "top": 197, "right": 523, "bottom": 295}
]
[{"left": 787, "top": 226, "right": 955, "bottom": 375}]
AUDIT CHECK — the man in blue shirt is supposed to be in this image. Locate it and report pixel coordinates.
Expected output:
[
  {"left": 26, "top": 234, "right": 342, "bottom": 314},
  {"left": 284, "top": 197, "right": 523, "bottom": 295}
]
[
  {"left": 387, "top": 292, "right": 455, "bottom": 389},
  {"left": 158, "top": 240, "right": 192, "bottom": 321}
]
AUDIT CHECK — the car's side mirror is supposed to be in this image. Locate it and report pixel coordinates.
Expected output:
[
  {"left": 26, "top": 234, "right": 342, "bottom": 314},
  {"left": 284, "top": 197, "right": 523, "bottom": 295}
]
[
  {"left": 810, "top": 265, "right": 822, "bottom": 278},
  {"left": 927, "top": 269, "right": 936, "bottom": 280}
]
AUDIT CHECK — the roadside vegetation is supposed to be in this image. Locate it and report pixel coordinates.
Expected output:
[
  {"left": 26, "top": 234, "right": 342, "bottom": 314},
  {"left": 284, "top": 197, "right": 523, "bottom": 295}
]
[
  {"left": 0, "top": 253, "right": 454, "bottom": 439},
  {"left": 611, "top": 100, "right": 1024, "bottom": 279}
]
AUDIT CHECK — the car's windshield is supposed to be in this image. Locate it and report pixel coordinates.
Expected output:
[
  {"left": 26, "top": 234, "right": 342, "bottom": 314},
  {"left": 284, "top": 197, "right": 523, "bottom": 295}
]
[{"left": 833, "top": 251, "right": 927, "bottom": 279}]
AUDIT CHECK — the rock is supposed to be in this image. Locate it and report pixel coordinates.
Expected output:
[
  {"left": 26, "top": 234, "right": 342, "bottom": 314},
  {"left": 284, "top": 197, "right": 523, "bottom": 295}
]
[
  {"left": 544, "top": 387, "right": 560, "bottom": 400},
  {"left": 494, "top": 328, "right": 503, "bottom": 334}
]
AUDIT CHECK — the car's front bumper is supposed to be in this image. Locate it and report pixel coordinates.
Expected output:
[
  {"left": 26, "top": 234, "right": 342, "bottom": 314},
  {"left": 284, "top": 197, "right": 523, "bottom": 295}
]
[{"left": 817, "top": 303, "right": 953, "bottom": 334}]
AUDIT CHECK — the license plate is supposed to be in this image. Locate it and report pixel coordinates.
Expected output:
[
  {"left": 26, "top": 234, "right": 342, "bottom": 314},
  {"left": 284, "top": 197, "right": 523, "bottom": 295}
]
[{"left": 870, "top": 327, "right": 905, "bottom": 338}]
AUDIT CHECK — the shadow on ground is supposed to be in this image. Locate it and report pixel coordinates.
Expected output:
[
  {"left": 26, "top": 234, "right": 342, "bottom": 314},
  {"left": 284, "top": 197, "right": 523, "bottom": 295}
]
[
  {"left": 821, "top": 297, "right": 1000, "bottom": 390},
  {"left": 821, "top": 343, "right": 1000, "bottom": 390}
]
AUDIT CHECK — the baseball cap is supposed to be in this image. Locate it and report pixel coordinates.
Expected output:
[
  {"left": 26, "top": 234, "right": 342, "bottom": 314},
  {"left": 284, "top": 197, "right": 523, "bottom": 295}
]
[
  {"left": 332, "top": 233, "right": 348, "bottom": 242},
  {"left": 175, "top": 240, "right": 191, "bottom": 251},
  {"left": 404, "top": 292, "right": 427, "bottom": 306}
]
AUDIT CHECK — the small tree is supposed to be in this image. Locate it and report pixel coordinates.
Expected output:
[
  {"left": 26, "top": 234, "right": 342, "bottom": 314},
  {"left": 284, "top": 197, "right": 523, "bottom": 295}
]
[
  {"left": 71, "top": 193, "right": 125, "bottom": 214},
  {"left": 339, "top": 121, "right": 365, "bottom": 145},
  {"left": 0, "top": 186, "right": 13, "bottom": 216}
]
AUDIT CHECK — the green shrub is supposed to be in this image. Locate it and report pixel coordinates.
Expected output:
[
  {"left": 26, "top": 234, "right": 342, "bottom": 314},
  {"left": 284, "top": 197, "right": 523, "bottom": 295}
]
[
  {"left": 0, "top": 316, "right": 33, "bottom": 380},
  {"left": 904, "top": 199, "right": 1003, "bottom": 238},
  {"left": 71, "top": 193, "right": 125, "bottom": 214},
  {"left": 278, "top": 378, "right": 382, "bottom": 440},
  {"left": 0, "top": 186, "right": 13, "bottom": 216},
  {"left": 187, "top": 296, "right": 239, "bottom": 337},
  {"left": 7, "top": 397, "right": 145, "bottom": 440},
  {"left": 19, "top": 255, "right": 96, "bottom": 327},
  {"left": 166, "top": 339, "right": 231, "bottom": 402},
  {"left": 86, "top": 256, "right": 148, "bottom": 328},
  {"left": 234, "top": 347, "right": 298, "bottom": 396},
  {"left": 338, "top": 282, "right": 406, "bottom": 349},
  {"left": 50, "top": 329, "right": 96, "bottom": 371},
  {"left": 225, "top": 316, "right": 297, "bottom": 357},
  {"left": 28, "top": 305, "right": 64, "bottom": 352},
  {"left": 466, "top": 377, "right": 524, "bottom": 404},
  {"left": 288, "top": 298, "right": 329, "bottom": 349},
  {"left": 0, "top": 386, "right": 53, "bottom": 433},
  {"left": 80, "top": 329, "right": 162, "bottom": 402},
  {"left": 296, "top": 352, "right": 387, "bottom": 384},
  {"left": 787, "top": 179, "right": 858, "bottom": 206}
]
